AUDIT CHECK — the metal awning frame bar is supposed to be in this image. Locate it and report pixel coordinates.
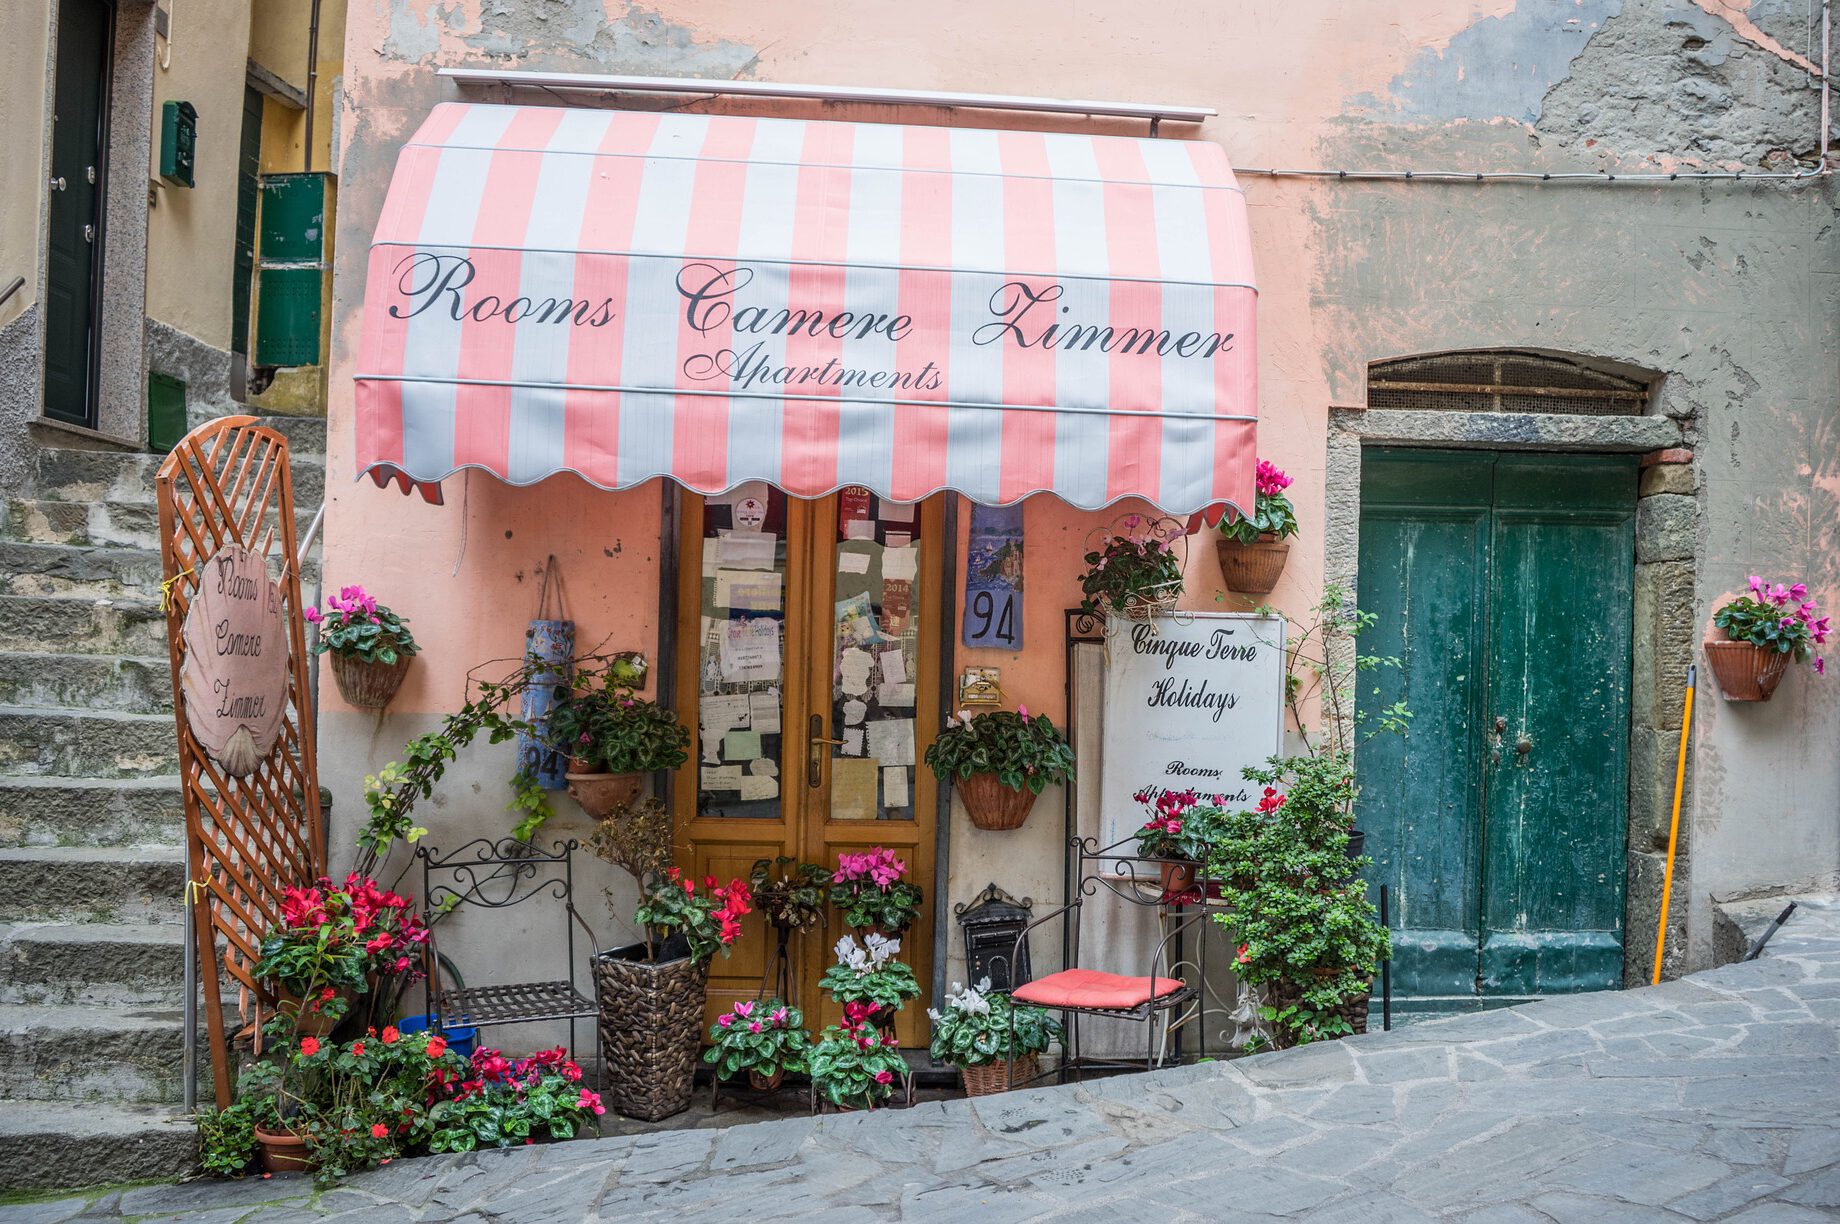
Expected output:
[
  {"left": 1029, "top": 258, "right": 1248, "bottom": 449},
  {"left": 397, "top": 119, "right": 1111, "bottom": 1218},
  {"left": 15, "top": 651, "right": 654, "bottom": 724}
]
[{"left": 436, "top": 68, "right": 1216, "bottom": 126}]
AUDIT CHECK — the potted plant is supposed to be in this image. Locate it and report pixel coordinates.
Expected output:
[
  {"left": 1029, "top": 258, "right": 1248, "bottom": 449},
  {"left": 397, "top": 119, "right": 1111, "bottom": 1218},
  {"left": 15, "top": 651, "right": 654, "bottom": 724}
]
[
  {"left": 703, "top": 997, "right": 813, "bottom": 1091},
  {"left": 1078, "top": 515, "right": 1186, "bottom": 622},
  {"left": 748, "top": 856, "right": 831, "bottom": 933},
  {"left": 819, "top": 933, "right": 921, "bottom": 1034},
  {"left": 425, "top": 1045, "right": 605, "bottom": 1154},
  {"left": 306, "top": 585, "right": 419, "bottom": 709},
  {"left": 553, "top": 661, "right": 691, "bottom": 817},
  {"left": 1215, "top": 459, "right": 1298, "bottom": 594},
  {"left": 593, "top": 867, "right": 751, "bottom": 1121},
  {"left": 256, "top": 875, "right": 430, "bottom": 1037},
  {"left": 1129, "top": 788, "right": 1223, "bottom": 895},
  {"left": 926, "top": 978, "right": 1060, "bottom": 1097},
  {"left": 1706, "top": 576, "right": 1829, "bottom": 701},
  {"left": 923, "top": 705, "right": 1076, "bottom": 831},
  {"left": 829, "top": 847, "right": 924, "bottom": 936},
  {"left": 809, "top": 1011, "right": 907, "bottom": 1112}
]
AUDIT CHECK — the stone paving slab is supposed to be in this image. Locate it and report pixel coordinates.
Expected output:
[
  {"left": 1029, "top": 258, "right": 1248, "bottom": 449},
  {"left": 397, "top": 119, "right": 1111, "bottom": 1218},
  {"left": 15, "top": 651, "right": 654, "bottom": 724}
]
[{"left": 5, "top": 897, "right": 1839, "bottom": 1222}]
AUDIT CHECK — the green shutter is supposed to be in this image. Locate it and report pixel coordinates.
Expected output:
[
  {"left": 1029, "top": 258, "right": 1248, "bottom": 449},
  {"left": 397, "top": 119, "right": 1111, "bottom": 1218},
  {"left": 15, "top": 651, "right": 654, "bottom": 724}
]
[
  {"left": 254, "top": 172, "right": 328, "bottom": 367},
  {"left": 148, "top": 371, "right": 187, "bottom": 452}
]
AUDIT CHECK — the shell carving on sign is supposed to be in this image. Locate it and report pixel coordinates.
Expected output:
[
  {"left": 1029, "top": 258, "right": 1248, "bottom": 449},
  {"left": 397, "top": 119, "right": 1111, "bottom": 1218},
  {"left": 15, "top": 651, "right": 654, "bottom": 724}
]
[{"left": 181, "top": 545, "right": 290, "bottom": 776}]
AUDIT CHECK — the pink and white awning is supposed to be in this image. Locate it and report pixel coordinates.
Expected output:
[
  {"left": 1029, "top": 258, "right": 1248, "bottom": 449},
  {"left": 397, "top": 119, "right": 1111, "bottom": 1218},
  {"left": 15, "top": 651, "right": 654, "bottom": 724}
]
[{"left": 354, "top": 102, "right": 1257, "bottom": 514}]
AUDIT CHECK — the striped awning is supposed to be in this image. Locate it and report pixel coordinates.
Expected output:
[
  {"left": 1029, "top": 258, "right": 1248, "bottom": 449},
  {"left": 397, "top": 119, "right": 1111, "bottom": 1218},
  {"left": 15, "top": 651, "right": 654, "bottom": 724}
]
[{"left": 354, "top": 102, "right": 1257, "bottom": 514}]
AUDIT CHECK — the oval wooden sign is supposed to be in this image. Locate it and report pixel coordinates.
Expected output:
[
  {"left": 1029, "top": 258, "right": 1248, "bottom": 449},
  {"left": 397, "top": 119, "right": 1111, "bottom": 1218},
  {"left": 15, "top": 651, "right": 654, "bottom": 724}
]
[{"left": 181, "top": 545, "right": 290, "bottom": 777}]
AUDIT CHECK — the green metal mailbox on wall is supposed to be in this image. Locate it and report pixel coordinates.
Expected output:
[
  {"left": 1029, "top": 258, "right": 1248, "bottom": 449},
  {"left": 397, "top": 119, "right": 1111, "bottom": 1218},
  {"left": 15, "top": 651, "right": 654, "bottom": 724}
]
[
  {"left": 159, "top": 100, "right": 197, "bottom": 187},
  {"left": 255, "top": 172, "right": 328, "bottom": 367}
]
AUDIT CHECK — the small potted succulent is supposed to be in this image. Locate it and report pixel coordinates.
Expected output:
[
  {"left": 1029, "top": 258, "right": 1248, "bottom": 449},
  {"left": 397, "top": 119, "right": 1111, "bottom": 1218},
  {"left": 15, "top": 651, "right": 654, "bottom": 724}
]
[
  {"left": 552, "top": 660, "right": 691, "bottom": 818},
  {"left": 819, "top": 933, "right": 921, "bottom": 1035},
  {"left": 703, "top": 997, "right": 813, "bottom": 1091},
  {"left": 926, "top": 978, "right": 1060, "bottom": 1097},
  {"left": 594, "top": 867, "right": 752, "bottom": 1121},
  {"left": 809, "top": 1010, "right": 908, "bottom": 1112},
  {"left": 1078, "top": 515, "right": 1186, "bottom": 622},
  {"left": 829, "top": 847, "right": 923, "bottom": 936},
  {"left": 1130, "top": 788, "right": 1223, "bottom": 895},
  {"left": 748, "top": 856, "right": 831, "bottom": 934},
  {"left": 1706, "top": 576, "right": 1829, "bottom": 701},
  {"left": 306, "top": 585, "right": 419, "bottom": 709},
  {"left": 1215, "top": 459, "right": 1298, "bottom": 594},
  {"left": 923, "top": 705, "right": 1076, "bottom": 831}
]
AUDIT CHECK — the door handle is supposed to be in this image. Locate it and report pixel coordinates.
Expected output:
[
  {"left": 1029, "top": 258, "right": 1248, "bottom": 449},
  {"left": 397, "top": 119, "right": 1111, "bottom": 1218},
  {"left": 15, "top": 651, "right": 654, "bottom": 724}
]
[
  {"left": 808, "top": 714, "right": 844, "bottom": 789},
  {"left": 49, "top": 176, "right": 65, "bottom": 192},
  {"left": 1515, "top": 735, "right": 1533, "bottom": 755}
]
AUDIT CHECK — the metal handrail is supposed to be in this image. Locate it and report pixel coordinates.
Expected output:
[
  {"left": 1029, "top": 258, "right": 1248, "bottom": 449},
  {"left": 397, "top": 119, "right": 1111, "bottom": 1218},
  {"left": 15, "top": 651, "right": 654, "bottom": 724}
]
[{"left": 0, "top": 277, "right": 25, "bottom": 310}]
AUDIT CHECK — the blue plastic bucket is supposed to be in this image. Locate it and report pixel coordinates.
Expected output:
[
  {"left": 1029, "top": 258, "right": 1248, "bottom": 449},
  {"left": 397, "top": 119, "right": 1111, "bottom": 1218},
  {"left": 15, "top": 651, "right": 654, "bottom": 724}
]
[{"left": 396, "top": 1013, "right": 478, "bottom": 1059}]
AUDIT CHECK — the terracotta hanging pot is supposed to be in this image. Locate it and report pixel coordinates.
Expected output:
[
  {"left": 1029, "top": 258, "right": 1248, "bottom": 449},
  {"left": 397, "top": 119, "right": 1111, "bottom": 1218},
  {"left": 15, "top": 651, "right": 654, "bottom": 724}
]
[
  {"left": 1157, "top": 859, "right": 1199, "bottom": 895},
  {"left": 330, "top": 653, "right": 412, "bottom": 710},
  {"left": 1703, "top": 640, "right": 1792, "bottom": 702},
  {"left": 957, "top": 772, "right": 1039, "bottom": 831},
  {"left": 1215, "top": 534, "right": 1291, "bottom": 595},
  {"left": 566, "top": 770, "right": 645, "bottom": 818},
  {"left": 253, "top": 1125, "right": 312, "bottom": 1174}
]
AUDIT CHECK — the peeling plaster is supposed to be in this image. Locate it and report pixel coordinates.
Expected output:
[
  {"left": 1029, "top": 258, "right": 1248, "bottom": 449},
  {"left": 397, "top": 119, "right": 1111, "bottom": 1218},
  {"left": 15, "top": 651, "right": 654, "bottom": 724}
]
[
  {"left": 381, "top": 0, "right": 759, "bottom": 76},
  {"left": 1690, "top": 0, "right": 1821, "bottom": 74}
]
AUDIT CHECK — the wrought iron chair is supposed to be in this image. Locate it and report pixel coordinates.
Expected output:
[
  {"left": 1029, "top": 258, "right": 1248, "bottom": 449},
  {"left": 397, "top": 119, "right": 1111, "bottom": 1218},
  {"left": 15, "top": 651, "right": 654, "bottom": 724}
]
[
  {"left": 1003, "top": 833, "right": 1207, "bottom": 1089},
  {"left": 417, "top": 837, "right": 601, "bottom": 1085}
]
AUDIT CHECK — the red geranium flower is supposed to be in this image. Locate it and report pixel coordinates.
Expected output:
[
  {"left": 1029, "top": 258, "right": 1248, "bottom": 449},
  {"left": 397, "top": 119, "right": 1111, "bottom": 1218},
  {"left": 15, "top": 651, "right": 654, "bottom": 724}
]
[
  {"left": 299, "top": 1036, "right": 320, "bottom": 1057},
  {"left": 426, "top": 1036, "right": 447, "bottom": 1058},
  {"left": 371, "top": 1123, "right": 389, "bottom": 1139},
  {"left": 381, "top": 1025, "right": 400, "bottom": 1045}
]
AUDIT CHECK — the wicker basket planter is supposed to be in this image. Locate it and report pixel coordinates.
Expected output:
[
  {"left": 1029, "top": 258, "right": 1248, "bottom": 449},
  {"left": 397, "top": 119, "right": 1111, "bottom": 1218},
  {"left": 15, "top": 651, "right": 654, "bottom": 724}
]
[
  {"left": 958, "top": 772, "right": 1039, "bottom": 831},
  {"left": 1704, "top": 640, "right": 1792, "bottom": 702},
  {"left": 566, "top": 770, "right": 645, "bottom": 819},
  {"left": 1214, "top": 535, "right": 1291, "bottom": 594},
  {"left": 1113, "top": 588, "right": 1180, "bottom": 623},
  {"left": 1260, "top": 976, "right": 1370, "bottom": 1051},
  {"left": 594, "top": 937, "right": 708, "bottom": 1121},
  {"left": 960, "top": 1054, "right": 1038, "bottom": 1097},
  {"left": 330, "top": 653, "right": 411, "bottom": 710}
]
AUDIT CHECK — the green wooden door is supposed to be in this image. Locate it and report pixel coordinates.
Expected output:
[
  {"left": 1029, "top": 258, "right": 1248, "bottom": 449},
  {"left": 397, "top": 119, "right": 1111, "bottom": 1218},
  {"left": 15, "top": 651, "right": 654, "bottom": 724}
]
[
  {"left": 45, "top": 0, "right": 114, "bottom": 427},
  {"left": 1357, "top": 449, "right": 1635, "bottom": 1015}
]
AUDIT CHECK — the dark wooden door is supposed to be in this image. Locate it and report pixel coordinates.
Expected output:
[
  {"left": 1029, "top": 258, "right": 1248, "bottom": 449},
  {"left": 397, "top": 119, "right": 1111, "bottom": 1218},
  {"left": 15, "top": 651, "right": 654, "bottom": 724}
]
[
  {"left": 1357, "top": 449, "right": 1635, "bottom": 1015},
  {"left": 45, "top": 0, "right": 114, "bottom": 427},
  {"left": 231, "top": 85, "right": 263, "bottom": 360}
]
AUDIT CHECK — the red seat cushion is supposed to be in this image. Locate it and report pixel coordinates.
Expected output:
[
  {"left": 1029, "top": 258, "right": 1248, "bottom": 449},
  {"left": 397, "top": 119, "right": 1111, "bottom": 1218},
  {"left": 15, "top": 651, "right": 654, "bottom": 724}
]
[{"left": 1011, "top": 969, "right": 1185, "bottom": 1011}]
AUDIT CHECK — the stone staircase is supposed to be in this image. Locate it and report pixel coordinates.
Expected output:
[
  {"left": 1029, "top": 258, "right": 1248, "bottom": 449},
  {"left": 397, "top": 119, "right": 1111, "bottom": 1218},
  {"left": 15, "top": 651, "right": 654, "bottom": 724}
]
[{"left": 0, "top": 417, "right": 325, "bottom": 1191}]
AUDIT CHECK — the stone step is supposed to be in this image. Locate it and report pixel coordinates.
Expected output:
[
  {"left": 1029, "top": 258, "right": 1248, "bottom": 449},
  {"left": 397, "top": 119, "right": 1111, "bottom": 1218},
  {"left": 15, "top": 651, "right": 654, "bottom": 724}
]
[
  {"left": 0, "top": 705, "right": 178, "bottom": 778},
  {"left": 0, "top": 776, "right": 187, "bottom": 847},
  {"left": 4, "top": 497, "right": 320, "bottom": 552},
  {"left": 0, "top": 922, "right": 184, "bottom": 1005},
  {"left": 0, "top": 847, "right": 186, "bottom": 923},
  {"left": 0, "top": 1099, "right": 196, "bottom": 1190},
  {"left": 0, "top": 593, "right": 169, "bottom": 657},
  {"left": 0, "top": 540, "right": 167, "bottom": 598},
  {"left": 35, "top": 438, "right": 326, "bottom": 507},
  {"left": 0, "top": 651, "right": 173, "bottom": 714},
  {"left": 0, "top": 1003, "right": 202, "bottom": 1104}
]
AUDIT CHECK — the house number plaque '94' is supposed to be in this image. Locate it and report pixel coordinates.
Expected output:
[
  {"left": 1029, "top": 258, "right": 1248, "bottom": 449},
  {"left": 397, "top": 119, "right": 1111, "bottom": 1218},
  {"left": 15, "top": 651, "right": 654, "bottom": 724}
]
[{"left": 180, "top": 545, "right": 289, "bottom": 777}]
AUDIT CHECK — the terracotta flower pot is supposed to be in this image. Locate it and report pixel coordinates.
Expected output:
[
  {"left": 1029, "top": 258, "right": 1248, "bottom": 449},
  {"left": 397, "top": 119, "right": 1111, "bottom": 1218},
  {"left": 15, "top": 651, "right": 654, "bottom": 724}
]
[
  {"left": 1157, "top": 859, "right": 1199, "bottom": 895},
  {"left": 1215, "top": 534, "right": 1291, "bottom": 594},
  {"left": 748, "top": 1068, "right": 786, "bottom": 1092},
  {"left": 1704, "top": 639, "right": 1792, "bottom": 702},
  {"left": 273, "top": 985, "right": 350, "bottom": 1038},
  {"left": 329, "top": 653, "right": 411, "bottom": 710},
  {"left": 958, "top": 772, "right": 1038, "bottom": 831},
  {"left": 567, "top": 754, "right": 597, "bottom": 774},
  {"left": 254, "top": 1125, "right": 312, "bottom": 1174},
  {"left": 566, "top": 770, "right": 645, "bottom": 819}
]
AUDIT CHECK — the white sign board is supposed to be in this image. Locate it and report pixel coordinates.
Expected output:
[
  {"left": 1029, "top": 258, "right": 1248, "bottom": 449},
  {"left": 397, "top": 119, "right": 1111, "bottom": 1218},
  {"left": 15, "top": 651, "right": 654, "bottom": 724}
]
[{"left": 1099, "top": 613, "right": 1286, "bottom": 846}]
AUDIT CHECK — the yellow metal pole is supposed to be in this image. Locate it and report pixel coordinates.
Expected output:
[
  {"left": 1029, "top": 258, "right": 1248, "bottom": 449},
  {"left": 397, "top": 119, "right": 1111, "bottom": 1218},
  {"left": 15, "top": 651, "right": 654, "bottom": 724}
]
[{"left": 1652, "top": 663, "right": 1696, "bottom": 986}]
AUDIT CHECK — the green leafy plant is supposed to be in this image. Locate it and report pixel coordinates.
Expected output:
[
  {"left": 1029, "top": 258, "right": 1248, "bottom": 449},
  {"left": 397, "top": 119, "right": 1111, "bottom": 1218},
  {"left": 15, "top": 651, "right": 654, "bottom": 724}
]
[
  {"left": 1129, "top": 788, "right": 1224, "bottom": 863},
  {"left": 1218, "top": 458, "right": 1299, "bottom": 545},
  {"left": 549, "top": 659, "right": 690, "bottom": 773},
  {"left": 923, "top": 706, "right": 1076, "bottom": 795},
  {"left": 809, "top": 1015, "right": 907, "bottom": 1110},
  {"left": 1714, "top": 576, "right": 1829, "bottom": 672},
  {"left": 926, "top": 978, "right": 1059, "bottom": 1068},
  {"left": 1077, "top": 516, "right": 1185, "bottom": 618},
  {"left": 748, "top": 856, "right": 832, "bottom": 933},
  {"left": 1232, "top": 584, "right": 1411, "bottom": 757},
  {"left": 702, "top": 997, "right": 813, "bottom": 1082},
  {"left": 196, "top": 1105, "right": 258, "bottom": 1178},
  {"left": 819, "top": 933, "right": 922, "bottom": 1013},
  {"left": 305, "top": 585, "right": 419, "bottom": 665},
  {"left": 632, "top": 866, "right": 753, "bottom": 965},
  {"left": 425, "top": 1046, "right": 604, "bottom": 1154},
  {"left": 828, "top": 847, "right": 924, "bottom": 933}
]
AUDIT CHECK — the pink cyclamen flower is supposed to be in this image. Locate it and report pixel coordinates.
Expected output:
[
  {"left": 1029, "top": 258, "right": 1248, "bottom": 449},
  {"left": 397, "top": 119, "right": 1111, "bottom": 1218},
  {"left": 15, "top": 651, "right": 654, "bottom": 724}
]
[
  {"left": 1017, "top": 704, "right": 1030, "bottom": 719},
  {"left": 748, "top": 1021, "right": 763, "bottom": 1033},
  {"left": 1815, "top": 657, "right": 1826, "bottom": 675},
  {"left": 1749, "top": 575, "right": 1765, "bottom": 596},
  {"left": 1790, "top": 583, "right": 1808, "bottom": 601},
  {"left": 873, "top": 1070, "right": 894, "bottom": 1085},
  {"left": 303, "top": 605, "right": 322, "bottom": 623},
  {"left": 717, "top": 1015, "right": 732, "bottom": 1028}
]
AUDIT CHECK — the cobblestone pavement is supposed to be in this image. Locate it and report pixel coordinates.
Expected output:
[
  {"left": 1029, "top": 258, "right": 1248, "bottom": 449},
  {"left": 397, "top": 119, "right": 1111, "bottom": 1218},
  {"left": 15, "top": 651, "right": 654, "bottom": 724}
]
[{"left": 6, "top": 898, "right": 1838, "bottom": 1223}]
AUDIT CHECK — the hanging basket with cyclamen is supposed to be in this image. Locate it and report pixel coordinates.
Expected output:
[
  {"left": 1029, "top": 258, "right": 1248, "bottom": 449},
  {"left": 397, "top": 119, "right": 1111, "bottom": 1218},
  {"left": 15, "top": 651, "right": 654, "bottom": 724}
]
[
  {"left": 594, "top": 936, "right": 709, "bottom": 1122},
  {"left": 566, "top": 770, "right": 645, "bottom": 819},
  {"left": 1214, "top": 535, "right": 1291, "bottom": 595},
  {"left": 1703, "top": 640, "right": 1792, "bottom": 702},
  {"left": 957, "top": 772, "right": 1039, "bottom": 831},
  {"left": 330, "top": 653, "right": 412, "bottom": 710}
]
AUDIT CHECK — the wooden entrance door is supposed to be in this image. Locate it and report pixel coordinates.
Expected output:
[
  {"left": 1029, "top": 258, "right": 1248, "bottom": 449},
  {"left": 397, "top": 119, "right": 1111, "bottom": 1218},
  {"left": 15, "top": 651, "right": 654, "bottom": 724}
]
[
  {"left": 1356, "top": 449, "right": 1635, "bottom": 1016},
  {"left": 673, "top": 488, "right": 941, "bottom": 1046},
  {"left": 45, "top": 0, "right": 113, "bottom": 428}
]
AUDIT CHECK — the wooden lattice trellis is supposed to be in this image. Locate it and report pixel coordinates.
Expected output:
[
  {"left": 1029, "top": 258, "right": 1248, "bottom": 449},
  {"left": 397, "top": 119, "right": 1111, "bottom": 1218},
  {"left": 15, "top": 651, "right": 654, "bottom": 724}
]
[{"left": 156, "top": 416, "right": 325, "bottom": 1108}]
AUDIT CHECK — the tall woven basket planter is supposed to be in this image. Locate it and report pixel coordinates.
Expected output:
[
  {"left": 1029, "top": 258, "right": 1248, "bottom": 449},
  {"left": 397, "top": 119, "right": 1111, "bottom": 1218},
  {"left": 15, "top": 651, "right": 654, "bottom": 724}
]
[
  {"left": 594, "top": 938, "right": 709, "bottom": 1121},
  {"left": 960, "top": 1054, "right": 1038, "bottom": 1097},
  {"left": 1260, "top": 977, "right": 1370, "bottom": 1051},
  {"left": 958, "top": 772, "right": 1038, "bottom": 831},
  {"left": 329, "top": 653, "right": 411, "bottom": 710},
  {"left": 1703, "top": 640, "right": 1791, "bottom": 702}
]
